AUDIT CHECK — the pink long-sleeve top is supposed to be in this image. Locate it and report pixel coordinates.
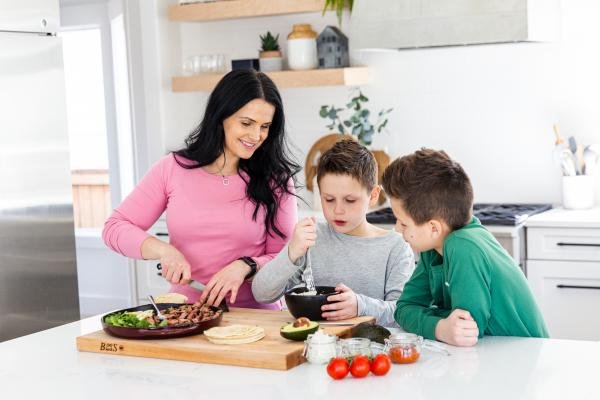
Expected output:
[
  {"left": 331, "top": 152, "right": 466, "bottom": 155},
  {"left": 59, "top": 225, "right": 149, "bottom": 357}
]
[{"left": 102, "top": 153, "right": 297, "bottom": 309}]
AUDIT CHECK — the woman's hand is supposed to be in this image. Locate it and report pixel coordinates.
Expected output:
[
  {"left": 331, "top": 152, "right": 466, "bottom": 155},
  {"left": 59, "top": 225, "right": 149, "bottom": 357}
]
[
  {"left": 288, "top": 217, "right": 317, "bottom": 263},
  {"left": 320, "top": 283, "right": 358, "bottom": 321},
  {"left": 142, "top": 237, "right": 191, "bottom": 284},
  {"left": 158, "top": 245, "right": 192, "bottom": 284},
  {"left": 198, "top": 260, "right": 251, "bottom": 306}
]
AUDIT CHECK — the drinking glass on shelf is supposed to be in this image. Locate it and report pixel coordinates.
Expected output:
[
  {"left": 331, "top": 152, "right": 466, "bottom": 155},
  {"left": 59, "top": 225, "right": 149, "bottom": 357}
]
[{"left": 182, "top": 54, "right": 226, "bottom": 75}]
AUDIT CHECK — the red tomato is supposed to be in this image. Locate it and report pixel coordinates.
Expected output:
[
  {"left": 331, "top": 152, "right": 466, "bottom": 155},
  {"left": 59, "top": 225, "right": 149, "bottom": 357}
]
[
  {"left": 349, "top": 355, "right": 371, "bottom": 378},
  {"left": 370, "top": 354, "right": 391, "bottom": 376},
  {"left": 327, "top": 357, "right": 350, "bottom": 380}
]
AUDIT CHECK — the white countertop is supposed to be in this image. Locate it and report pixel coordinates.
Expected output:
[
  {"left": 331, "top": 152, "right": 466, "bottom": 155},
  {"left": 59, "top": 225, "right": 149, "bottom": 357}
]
[
  {"left": 526, "top": 207, "right": 600, "bottom": 229},
  {"left": 1, "top": 316, "right": 599, "bottom": 400}
]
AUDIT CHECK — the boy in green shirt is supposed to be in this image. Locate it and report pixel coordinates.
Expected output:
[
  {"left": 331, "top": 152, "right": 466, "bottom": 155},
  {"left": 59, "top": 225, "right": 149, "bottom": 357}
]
[{"left": 381, "top": 148, "right": 548, "bottom": 346}]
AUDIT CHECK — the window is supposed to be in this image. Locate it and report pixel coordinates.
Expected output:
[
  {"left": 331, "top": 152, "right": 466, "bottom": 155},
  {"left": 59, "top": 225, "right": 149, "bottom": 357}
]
[{"left": 60, "top": 28, "right": 111, "bottom": 228}]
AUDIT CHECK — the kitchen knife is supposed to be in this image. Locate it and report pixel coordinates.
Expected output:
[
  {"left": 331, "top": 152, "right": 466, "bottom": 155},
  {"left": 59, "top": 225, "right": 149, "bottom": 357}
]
[{"left": 155, "top": 263, "right": 229, "bottom": 311}]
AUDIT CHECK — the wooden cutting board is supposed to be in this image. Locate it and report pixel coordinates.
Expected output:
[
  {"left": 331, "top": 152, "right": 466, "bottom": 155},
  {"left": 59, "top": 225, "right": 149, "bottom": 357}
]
[{"left": 76, "top": 307, "right": 374, "bottom": 370}]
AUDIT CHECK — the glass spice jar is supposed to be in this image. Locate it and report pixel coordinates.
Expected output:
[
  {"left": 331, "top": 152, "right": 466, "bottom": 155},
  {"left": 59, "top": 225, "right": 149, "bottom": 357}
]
[
  {"left": 337, "top": 338, "right": 372, "bottom": 358},
  {"left": 384, "top": 333, "right": 423, "bottom": 364}
]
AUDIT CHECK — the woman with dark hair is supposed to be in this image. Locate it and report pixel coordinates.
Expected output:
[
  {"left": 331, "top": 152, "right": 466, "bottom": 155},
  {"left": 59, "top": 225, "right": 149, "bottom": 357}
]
[{"left": 103, "top": 70, "right": 300, "bottom": 309}]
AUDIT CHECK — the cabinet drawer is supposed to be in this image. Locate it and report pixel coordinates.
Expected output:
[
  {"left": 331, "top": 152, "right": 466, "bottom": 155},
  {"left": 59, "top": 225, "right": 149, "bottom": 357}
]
[
  {"left": 528, "top": 260, "right": 600, "bottom": 340},
  {"left": 527, "top": 228, "right": 600, "bottom": 261}
]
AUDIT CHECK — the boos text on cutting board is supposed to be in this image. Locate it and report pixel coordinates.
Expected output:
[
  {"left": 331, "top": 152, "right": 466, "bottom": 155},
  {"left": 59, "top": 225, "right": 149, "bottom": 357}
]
[{"left": 99, "top": 342, "right": 123, "bottom": 352}]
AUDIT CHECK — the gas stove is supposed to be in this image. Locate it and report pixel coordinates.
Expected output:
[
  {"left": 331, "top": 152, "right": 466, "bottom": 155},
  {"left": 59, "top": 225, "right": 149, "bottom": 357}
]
[
  {"left": 472, "top": 203, "right": 553, "bottom": 226},
  {"left": 366, "top": 203, "right": 552, "bottom": 226}
]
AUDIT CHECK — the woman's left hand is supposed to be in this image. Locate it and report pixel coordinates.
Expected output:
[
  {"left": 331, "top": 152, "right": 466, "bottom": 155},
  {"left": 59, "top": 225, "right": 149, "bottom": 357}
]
[
  {"left": 320, "top": 283, "right": 358, "bottom": 321},
  {"left": 198, "top": 260, "right": 250, "bottom": 307}
]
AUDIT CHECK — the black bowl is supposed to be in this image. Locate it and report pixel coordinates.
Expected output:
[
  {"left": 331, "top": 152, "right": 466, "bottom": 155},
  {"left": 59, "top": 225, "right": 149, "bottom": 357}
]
[{"left": 284, "top": 286, "right": 339, "bottom": 321}]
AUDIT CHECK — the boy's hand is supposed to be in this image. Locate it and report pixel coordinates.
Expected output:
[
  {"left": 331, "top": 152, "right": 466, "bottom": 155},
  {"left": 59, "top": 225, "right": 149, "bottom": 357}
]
[
  {"left": 321, "top": 283, "right": 358, "bottom": 320},
  {"left": 288, "top": 217, "right": 317, "bottom": 263},
  {"left": 435, "top": 309, "right": 479, "bottom": 347}
]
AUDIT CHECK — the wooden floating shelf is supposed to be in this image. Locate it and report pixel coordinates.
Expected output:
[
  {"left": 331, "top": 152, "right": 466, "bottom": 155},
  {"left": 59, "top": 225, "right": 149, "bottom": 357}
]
[
  {"left": 169, "top": 0, "right": 326, "bottom": 22},
  {"left": 172, "top": 67, "right": 370, "bottom": 92}
]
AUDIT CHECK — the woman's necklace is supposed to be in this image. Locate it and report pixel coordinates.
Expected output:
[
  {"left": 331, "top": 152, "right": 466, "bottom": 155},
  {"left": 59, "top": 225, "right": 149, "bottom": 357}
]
[
  {"left": 221, "top": 174, "right": 229, "bottom": 186},
  {"left": 207, "top": 163, "right": 232, "bottom": 186}
]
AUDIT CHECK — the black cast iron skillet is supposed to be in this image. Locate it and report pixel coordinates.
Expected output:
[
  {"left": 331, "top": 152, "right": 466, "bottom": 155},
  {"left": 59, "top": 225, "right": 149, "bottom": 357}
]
[{"left": 101, "top": 303, "right": 222, "bottom": 339}]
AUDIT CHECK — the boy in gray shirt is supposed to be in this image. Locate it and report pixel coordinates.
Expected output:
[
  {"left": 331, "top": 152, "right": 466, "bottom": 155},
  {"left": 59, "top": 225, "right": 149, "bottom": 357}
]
[{"left": 252, "top": 140, "right": 414, "bottom": 326}]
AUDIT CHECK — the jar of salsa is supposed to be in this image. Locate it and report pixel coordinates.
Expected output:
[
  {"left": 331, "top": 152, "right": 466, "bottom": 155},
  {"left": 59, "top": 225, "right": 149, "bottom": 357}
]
[{"left": 384, "top": 333, "right": 423, "bottom": 364}]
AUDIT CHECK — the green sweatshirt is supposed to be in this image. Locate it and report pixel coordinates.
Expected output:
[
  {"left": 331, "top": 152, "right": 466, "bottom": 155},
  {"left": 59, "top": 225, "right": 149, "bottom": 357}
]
[{"left": 395, "top": 217, "right": 548, "bottom": 340}]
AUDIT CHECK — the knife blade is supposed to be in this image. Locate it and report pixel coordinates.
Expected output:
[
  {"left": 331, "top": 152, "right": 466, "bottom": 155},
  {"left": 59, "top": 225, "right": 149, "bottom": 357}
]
[{"left": 188, "top": 280, "right": 206, "bottom": 292}]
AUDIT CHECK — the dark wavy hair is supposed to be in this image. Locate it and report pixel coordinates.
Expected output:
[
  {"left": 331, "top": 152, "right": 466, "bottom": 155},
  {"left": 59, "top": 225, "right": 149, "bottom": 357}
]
[{"left": 174, "top": 70, "right": 300, "bottom": 238}]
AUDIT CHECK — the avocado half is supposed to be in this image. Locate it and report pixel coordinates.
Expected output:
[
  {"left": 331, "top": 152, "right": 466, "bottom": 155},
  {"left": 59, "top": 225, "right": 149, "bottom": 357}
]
[
  {"left": 280, "top": 320, "right": 320, "bottom": 341},
  {"left": 351, "top": 322, "right": 391, "bottom": 344}
]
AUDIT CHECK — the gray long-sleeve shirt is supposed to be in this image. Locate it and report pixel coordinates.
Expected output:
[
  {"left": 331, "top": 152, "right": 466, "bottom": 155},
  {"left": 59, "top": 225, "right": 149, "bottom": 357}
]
[{"left": 252, "top": 222, "right": 415, "bottom": 327}]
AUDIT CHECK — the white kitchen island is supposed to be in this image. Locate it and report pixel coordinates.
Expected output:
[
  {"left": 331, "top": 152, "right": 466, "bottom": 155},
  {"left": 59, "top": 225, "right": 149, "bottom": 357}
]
[{"left": 1, "top": 316, "right": 598, "bottom": 400}]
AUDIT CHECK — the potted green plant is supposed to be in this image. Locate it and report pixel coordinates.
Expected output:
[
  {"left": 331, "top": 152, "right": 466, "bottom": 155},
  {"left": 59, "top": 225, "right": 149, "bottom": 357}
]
[
  {"left": 322, "top": 0, "right": 354, "bottom": 27},
  {"left": 258, "top": 31, "right": 283, "bottom": 72},
  {"left": 310, "top": 89, "right": 393, "bottom": 206},
  {"left": 319, "top": 89, "right": 392, "bottom": 147}
]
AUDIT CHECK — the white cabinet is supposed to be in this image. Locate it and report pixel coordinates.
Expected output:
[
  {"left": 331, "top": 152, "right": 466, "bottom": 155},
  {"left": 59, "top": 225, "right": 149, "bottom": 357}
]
[
  {"left": 528, "top": 228, "right": 600, "bottom": 262},
  {"left": 134, "top": 219, "right": 170, "bottom": 304},
  {"left": 527, "top": 260, "right": 600, "bottom": 340},
  {"left": 526, "top": 208, "right": 600, "bottom": 340}
]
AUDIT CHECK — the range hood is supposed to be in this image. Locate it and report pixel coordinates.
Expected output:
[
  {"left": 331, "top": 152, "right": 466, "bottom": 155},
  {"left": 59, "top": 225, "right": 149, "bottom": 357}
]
[{"left": 349, "top": 0, "right": 559, "bottom": 50}]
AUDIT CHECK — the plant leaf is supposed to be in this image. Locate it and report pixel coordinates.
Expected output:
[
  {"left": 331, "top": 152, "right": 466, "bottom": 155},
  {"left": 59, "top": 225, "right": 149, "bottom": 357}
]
[{"left": 319, "top": 106, "right": 330, "bottom": 118}]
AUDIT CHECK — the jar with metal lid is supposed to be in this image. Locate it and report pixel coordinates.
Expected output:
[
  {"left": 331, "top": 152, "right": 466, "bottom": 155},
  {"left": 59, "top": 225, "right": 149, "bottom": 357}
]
[
  {"left": 384, "top": 333, "right": 423, "bottom": 364},
  {"left": 287, "top": 23, "right": 318, "bottom": 70},
  {"left": 303, "top": 330, "right": 337, "bottom": 364},
  {"left": 337, "top": 338, "right": 372, "bottom": 358}
]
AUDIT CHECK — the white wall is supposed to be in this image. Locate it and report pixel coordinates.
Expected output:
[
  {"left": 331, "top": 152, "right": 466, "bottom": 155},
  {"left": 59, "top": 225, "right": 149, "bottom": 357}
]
[{"left": 131, "top": 0, "right": 600, "bottom": 208}]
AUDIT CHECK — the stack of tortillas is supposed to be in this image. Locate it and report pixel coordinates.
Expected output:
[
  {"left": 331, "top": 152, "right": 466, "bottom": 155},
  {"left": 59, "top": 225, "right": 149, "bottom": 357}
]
[
  {"left": 204, "top": 324, "right": 265, "bottom": 345},
  {"left": 154, "top": 292, "right": 188, "bottom": 304}
]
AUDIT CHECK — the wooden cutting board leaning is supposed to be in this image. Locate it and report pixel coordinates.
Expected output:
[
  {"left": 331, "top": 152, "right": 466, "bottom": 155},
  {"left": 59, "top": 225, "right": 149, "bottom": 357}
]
[{"left": 76, "top": 307, "right": 374, "bottom": 370}]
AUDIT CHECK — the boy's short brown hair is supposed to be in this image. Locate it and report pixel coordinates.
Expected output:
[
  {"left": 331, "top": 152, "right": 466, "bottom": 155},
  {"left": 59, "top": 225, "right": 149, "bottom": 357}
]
[
  {"left": 381, "top": 148, "right": 473, "bottom": 230},
  {"left": 317, "top": 139, "right": 377, "bottom": 191}
]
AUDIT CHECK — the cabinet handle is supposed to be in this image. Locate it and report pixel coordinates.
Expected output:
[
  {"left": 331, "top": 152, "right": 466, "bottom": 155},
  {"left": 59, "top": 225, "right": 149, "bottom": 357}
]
[
  {"left": 156, "top": 232, "right": 169, "bottom": 237},
  {"left": 556, "top": 284, "right": 600, "bottom": 290},
  {"left": 556, "top": 242, "right": 600, "bottom": 247}
]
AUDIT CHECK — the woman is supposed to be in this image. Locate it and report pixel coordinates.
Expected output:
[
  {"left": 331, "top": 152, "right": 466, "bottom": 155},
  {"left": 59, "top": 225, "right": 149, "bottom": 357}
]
[{"left": 102, "top": 70, "right": 300, "bottom": 309}]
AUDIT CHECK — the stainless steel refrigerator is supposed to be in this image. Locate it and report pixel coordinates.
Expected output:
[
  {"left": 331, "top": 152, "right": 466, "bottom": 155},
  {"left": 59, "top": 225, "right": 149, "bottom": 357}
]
[{"left": 0, "top": 0, "right": 80, "bottom": 341}]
